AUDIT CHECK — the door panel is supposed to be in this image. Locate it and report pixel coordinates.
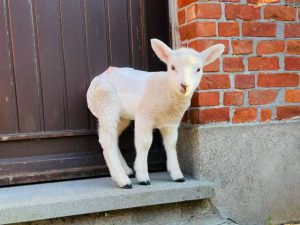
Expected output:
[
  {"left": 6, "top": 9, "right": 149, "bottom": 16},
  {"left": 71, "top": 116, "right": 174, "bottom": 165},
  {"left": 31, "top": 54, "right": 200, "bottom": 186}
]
[
  {"left": 84, "top": 0, "right": 109, "bottom": 80},
  {"left": 0, "top": 0, "right": 169, "bottom": 186},
  {"left": 108, "top": 0, "right": 131, "bottom": 66},
  {"left": 0, "top": 0, "right": 17, "bottom": 134},
  {"left": 146, "top": 0, "right": 170, "bottom": 72},
  {"left": 60, "top": 0, "right": 90, "bottom": 130},
  {"left": 83, "top": 0, "right": 109, "bottom": 130},
  {"left": 35, "top": 0, "right": 66, "bottom": 131},
  {"left": 128, "top": 0, "right": 145, "bottom": 70},
  {"left": 9, "top": 0, "right": 42, "bottom": 133}
]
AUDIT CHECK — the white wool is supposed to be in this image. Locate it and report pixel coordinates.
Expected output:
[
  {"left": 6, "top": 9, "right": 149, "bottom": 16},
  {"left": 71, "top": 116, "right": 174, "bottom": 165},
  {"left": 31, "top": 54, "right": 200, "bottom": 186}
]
[
  {"left": 86, "top": 39, "right": 224, "bottom": 188},
  {"left": 87, "top": 67, "right": 150, "bottom": 120},
  {"left": 99, "top": 67, "right": 153, "bottom": 120}
]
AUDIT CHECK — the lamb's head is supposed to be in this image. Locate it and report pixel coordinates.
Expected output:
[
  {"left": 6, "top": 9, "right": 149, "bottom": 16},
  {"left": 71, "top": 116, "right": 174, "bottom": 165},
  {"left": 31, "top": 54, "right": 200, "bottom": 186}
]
[{"left": 151, "top": 39, "right": 224, "bottom": 96}]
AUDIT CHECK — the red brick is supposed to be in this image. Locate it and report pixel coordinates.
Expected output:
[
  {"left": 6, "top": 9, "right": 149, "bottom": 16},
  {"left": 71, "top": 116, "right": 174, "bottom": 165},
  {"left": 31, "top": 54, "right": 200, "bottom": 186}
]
[
  {"left": 264, "top": 6, "right": 296, "bottom": 21},
  {"left": 242, "top": 22, "right": 276, "bottom": 37},
  {"left": 258, "top": 73, "right": 299, "bottom": 87},
  {"left": 177, "top": 0, "right": 197, "bottom": 9},
  {"left": 191, "top": 92, "right": 220, "bottom": 107},
  {"left": 189, "top": 39, "right": 229, "bottom": 54},
  {"left": 285, "top": 57, "right": 300, "bottom": 70},
  {"left": 277, "top": 106, "right": 300, "bottom": 120},
  {"left": 220, "top": 0, "right": 240, "bottom": 2},
  {"left": 218, "top": 22, "right": 239, "bottom": 37},
  {"left": 224, "top": 91, "right": 244, "bottom": 106},
  {"left": 261, "top": 109, "right": 272, "bottom": 122},
  {"left": 225, "top": 4, "right": 260, "bottom": 20},
  {"left": 200, "top": 74, "right": 231, "bottom": 90},
  {"left": 235, "top": 75, "right": 255, "bottom": 89},
  {"left": 233, "top": 108, "right": 257, "bottom": 123},
  {"left": 203, "top": 60, "right": 219, "bottom": 72},
  {"left": 186, "top": 4, "right": 221, "bottom": 21},
  {"left": 232, "top": 40, "right": 253, "bottom": 55},
  {"left": 286, "top": 40, "right": 300, "bottom": 54},
  {"left": 249, "top": 90, "right": 278, "bottom": 105},
  {"left": 285, "top": 90, "right": 300, "bottom": 103},
  {"left": 189, "top": 110, "right": 197, "bottom": 124},
  {"left": 256, "top": 41, "right": 284, "bottom": 55},
  {"left": 179, "top": 22, "right": 216, "bottom": 40},
  {"left": 285, "top": 24, "right": 300, "bottom": 38},
  {"left": 181, "top": 111, "right": 189, "bottom": 123},
  {"left": 189, "top": 108, "right": 230, "bottom": 124},
  {"left": 178, "top": 10, "right": 185, "bottom": 25},
  {"left": 248, "top": 57, "right": 279, "bottom": 71},
  {"left": 223, "top": 57, "right": 245, "bottom": 72},
  {"left": 247, "top": 0, "right": 279, "bottom": 3}
]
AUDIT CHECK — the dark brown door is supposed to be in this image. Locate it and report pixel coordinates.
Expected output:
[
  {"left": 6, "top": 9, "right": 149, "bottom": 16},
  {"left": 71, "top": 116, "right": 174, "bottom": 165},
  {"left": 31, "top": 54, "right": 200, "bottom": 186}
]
[{"left": 0, "top": 0, "right": 170, "bottom": 186}]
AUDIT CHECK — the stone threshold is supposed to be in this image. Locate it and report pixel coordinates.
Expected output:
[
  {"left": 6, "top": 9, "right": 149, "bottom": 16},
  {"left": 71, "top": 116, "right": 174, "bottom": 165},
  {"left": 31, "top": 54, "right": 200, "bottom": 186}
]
[{"left": 0, "top": 172, "right": 215, "bottom": 225}]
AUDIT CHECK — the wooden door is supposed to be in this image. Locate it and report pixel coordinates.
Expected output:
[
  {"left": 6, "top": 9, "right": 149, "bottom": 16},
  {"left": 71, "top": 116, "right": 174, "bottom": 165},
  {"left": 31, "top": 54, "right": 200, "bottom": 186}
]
[{"left": 0, "top": 0, "right": 170, "bottom": 186}]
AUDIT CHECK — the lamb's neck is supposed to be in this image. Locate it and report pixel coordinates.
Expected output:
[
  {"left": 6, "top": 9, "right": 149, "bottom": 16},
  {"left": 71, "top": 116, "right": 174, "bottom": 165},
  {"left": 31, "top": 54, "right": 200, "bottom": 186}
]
[
  {"left": 167, "top": 87, "right": 193, "bottom": 112},
  {"left": 149, "top": 75, "right": 193, "bottom": 127}
]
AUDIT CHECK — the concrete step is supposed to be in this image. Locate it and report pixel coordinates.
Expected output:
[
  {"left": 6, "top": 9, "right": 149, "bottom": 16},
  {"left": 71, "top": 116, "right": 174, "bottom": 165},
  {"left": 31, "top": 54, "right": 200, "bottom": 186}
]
[
  {"left": 0, "top": 172, "right": 220, "bottom": 224},
  {"left": 17, "top": 200, "right": 238, "bottom": 225}
]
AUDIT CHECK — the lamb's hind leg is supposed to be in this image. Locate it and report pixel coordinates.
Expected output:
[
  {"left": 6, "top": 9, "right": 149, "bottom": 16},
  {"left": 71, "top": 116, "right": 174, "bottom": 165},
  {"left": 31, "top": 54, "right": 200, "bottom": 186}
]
[
  {"left": 117, "top": 119, "right": 134, "bottom": 176},
  {"left": 98, "top": 122, "right": 131, "bottom": 188},
  {"left": 96, "top": 86, "right": 131, "bottom": 188}
]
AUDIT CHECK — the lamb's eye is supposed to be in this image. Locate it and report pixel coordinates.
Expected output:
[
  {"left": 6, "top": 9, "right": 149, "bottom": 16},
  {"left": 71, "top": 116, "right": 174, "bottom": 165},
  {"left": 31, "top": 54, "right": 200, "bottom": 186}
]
[
  {"left": 196, "top": 67, "right": 201, "bottom": 73},
  {"left": 171, "top": 65, "right": 176, "bottom": 71}
]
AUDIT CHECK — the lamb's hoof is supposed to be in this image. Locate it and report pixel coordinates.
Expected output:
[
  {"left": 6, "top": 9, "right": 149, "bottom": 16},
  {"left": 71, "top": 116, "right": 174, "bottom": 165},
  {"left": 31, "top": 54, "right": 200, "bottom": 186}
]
[
  {"left": 139, "top": 180, "right": 151, "bottom": 185},
  {"left": 175, "top": 178, "right": 185, "bottom": 183},
  {"left": 122, "top": 184, "right": 132, "bottom": 189},
  {"left": 128, "top": 173, "right": 135, "bottom": 178}
]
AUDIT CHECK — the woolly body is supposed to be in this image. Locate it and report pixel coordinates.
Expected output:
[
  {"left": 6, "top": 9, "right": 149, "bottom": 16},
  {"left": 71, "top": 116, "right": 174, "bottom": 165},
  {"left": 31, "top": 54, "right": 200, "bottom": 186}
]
[{"left": 87, "top": 67, "right": 190, "bottom": 128}]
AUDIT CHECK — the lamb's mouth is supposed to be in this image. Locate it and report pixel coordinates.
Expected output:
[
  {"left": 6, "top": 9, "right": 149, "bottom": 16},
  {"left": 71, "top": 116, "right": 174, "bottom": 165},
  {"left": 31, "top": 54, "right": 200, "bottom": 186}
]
[
  {"left": 179, "top": 87, "right": 190, "bottom": 96},
  {"left": 179, "top": 87, "right": 186, "bottom": 93}
]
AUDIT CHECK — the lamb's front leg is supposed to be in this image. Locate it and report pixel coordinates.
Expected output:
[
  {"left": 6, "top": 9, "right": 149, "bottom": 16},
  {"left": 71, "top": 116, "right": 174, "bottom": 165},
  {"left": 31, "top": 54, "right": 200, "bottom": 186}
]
[
  {"left": 160, "top": 126, "right": 185, "bottom": 182},
  {"left": 134, "top": 118, "right": 153, "bottom": 185}
]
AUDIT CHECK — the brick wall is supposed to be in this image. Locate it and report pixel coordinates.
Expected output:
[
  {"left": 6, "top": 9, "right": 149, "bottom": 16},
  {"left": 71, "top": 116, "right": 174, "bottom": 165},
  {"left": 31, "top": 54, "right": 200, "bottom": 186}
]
[{"left": 177, "top": 0, "right": 300, "bottom": 125}]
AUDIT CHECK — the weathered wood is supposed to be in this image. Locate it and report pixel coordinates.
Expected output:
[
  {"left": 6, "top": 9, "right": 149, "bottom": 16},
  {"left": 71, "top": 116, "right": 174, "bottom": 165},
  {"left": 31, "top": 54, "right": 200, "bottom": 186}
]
[
  {"left": 108, "top": 0, "right": 131, "bottom": 67},
  {"left": 0, "top": 130, "right": 96, "bottom": 142},
  {"left": 0, "top": 130, "right": 166, "bottom": 186},
  {"left": 0, "top": 135, "right": 100, "bottom": 159},
  {"left": 60, "top": 0, "right": 89, "bottom": 129},
  {"left": 84, "top": 0, "right": 108, "bottom": 80},
  {"left": 35, "top": 0, "right": 65, "bottom": 131},
  {"left": 83, "top": 0, "right": 109, "bottom": 129},
  {"left": 145, "top": 0, "right": 170, "bottom": 72},
  {"left": 0, "top": 0, "right": 169, "bottom": 186},
  {"left": 0, "top": 0, "right": 17, "bottom": 134},
  {"left": 8, "top": 0, "right": 42, "bottom": 132},
  {"left": 128, "top": 0, "right": 145, "bottom": 70}
]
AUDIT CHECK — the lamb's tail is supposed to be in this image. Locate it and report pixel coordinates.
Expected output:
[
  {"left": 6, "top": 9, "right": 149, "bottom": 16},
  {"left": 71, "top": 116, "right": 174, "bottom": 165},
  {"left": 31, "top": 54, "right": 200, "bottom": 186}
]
[
  {"left": 86, "top": 79, "right": 100, "bottom": 118},
  {"left": 86, "top": 72, "right": 114, "bottom": 118}
]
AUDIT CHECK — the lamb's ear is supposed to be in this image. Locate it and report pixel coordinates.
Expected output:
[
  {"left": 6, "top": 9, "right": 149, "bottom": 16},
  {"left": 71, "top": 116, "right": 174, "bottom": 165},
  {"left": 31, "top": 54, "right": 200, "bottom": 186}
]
[
  {"left": 151, "top": 39, "right": 172, "bottom": 64},
  {"left": 200, "top": 44, "right": 225, "bottom": 66}
]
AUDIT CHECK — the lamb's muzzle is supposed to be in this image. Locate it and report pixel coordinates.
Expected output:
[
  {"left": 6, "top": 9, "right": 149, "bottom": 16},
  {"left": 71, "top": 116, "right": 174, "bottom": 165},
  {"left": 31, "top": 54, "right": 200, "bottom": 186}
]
[
  {"left": 86, "top": 39, "right": 224, "bottom": 188},
  {"left": 180, "top": 83, "right": 188, "bottom": 93}
]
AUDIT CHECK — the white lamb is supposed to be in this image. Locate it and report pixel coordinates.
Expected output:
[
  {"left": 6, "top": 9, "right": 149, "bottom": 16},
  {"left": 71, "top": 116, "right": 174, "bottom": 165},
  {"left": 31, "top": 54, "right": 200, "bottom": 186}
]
[{"left": 87, "top": 39, "right": 224, "bottom": 188}]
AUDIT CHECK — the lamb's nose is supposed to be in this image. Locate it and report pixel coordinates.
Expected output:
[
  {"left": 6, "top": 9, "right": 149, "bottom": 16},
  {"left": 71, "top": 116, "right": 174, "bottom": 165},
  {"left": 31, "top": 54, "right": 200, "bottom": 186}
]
[{"left": 181, "top": 84, "right": 188, "bottom": 91}]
